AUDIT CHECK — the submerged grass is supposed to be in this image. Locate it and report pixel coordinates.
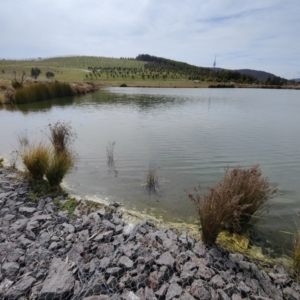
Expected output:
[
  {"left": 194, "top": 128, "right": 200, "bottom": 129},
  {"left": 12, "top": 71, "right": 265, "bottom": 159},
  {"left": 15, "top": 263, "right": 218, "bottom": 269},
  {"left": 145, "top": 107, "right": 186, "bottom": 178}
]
[
  {"left": 14, "top": 82, "right": 74, "bottom": 104},
  {"left": 144, "top": 163, "right": 159, "bottom": 194}
]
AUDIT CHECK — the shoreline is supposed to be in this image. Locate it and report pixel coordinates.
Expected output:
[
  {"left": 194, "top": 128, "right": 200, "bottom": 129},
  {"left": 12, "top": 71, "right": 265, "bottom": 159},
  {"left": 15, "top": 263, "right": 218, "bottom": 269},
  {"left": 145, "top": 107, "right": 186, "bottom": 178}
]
[{"left": 0, "top": 166, "right": 299, "bottom": 299}]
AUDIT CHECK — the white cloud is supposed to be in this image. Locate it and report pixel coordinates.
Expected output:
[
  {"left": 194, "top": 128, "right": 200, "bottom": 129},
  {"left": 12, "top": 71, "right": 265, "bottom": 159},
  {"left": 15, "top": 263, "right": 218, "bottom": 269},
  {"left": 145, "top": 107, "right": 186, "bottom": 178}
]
[{"left": 0, "top": 0, "right": 299, "bottom": 78}]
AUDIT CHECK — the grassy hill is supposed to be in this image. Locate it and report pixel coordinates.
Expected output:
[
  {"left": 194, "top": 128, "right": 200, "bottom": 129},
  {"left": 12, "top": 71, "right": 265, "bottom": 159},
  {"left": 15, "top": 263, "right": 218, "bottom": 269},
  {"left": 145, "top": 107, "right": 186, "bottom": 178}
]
[{"left": 0, "top": 54, "right": 290, "bottom": 87}]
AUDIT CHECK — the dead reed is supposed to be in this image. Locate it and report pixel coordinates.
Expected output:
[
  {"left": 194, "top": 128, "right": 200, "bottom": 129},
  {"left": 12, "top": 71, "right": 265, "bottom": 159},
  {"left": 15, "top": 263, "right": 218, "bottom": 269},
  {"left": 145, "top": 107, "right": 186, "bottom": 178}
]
[
  {"left": 48, "top": 121, "right": 76, "bottom": 154},
  {"left": 144, "top": 163, "right": 159, "bottom": 194},
  {"left": 106, "top": 141, "right": 116, "bottom": 167}
]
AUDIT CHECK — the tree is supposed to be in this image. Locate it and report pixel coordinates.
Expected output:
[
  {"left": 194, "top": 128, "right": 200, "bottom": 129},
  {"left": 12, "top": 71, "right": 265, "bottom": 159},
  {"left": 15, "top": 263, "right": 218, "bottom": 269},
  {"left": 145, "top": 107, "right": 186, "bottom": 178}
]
[
  {"left": 45, "top": 71, "right": 55, "bottom": 80},
  {"left": 31, "top": 67, "right": 41, "bottom": 79}
]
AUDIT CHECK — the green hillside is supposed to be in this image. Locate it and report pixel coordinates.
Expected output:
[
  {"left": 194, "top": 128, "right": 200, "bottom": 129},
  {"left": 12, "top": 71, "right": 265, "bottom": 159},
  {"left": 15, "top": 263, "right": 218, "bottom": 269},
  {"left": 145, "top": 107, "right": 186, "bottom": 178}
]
[{"left": 0, "top": 55, "right": 288, "bottom": 86}]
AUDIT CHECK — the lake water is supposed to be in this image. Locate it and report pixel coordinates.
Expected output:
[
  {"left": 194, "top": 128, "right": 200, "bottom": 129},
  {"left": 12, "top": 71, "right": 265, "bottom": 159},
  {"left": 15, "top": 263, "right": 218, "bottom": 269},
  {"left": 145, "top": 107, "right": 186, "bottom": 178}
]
[{"left": 1, "top": 87, "right": 300, "bottom": 253}]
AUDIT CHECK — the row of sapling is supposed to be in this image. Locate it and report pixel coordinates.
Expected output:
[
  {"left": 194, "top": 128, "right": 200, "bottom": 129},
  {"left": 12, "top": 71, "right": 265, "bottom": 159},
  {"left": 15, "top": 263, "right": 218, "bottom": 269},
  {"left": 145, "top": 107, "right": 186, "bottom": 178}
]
[{"left": 17, "top": 121, "right": 76, "bottom": 187}]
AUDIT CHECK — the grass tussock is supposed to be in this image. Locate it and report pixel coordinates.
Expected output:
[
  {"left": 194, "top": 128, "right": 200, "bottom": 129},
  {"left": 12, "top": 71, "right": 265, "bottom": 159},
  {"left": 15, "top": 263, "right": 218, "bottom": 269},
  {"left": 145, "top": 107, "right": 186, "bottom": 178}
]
[
  {"left": 48, "top": 121, "right": 77, "bottom": 154},
  {"left": 187, "top": 165, "right": 276, "bottom": 244},
  {"left": 19, "top": 143, "right": 51, "bottom": 180},
  {"left": 14, "top": 82, "right": 74, "bottom": 104},
  {"left": 17, "top": 122, "right": 77, "bottom": 187},
  {"left": 45, "top": 150, "right": 75, "bottom": 186}
]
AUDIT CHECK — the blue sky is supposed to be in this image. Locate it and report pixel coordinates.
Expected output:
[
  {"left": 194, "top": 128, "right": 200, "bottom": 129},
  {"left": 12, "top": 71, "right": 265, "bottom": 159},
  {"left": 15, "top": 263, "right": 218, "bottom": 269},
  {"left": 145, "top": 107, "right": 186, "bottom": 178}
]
[{"left": 1, "top": 0, "right": 299, "bottom": 79}]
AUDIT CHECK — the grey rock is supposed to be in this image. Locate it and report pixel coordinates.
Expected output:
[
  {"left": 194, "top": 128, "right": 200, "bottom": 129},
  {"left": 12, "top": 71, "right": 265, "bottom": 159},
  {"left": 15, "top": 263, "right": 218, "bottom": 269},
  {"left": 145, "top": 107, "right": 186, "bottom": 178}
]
[
  {"left": 155, "top": 283, "right": 169, "bottom": 298},
  {"left": 0, "top": 242, "right": 23, "bottom": 262},
  {"left": 19, "top": 235, "right": 33, "bottom": 247},
  {"left": 283, "top": 287, "right": 300, "bottom": 300},
  {"left": 106, "top": 267, "right": 123, "bottom": 277},
  {"left": 10, "top": 218, "right": 29, "bottom": 231},
  {"left": 107, "top": 276, "right": 118, "bottom": 292},
  {"left": 48, "top": 241, "right": 58, "bottom": 250},
  {"left": 190, "top": 279, "right": 211, "bottom": 300},
  {"left": 99, "top": 257, "right": 111, "bottom": 269},
  {"left": 67, "top": 243, "right": 84, "bottom": 262},
  {"left": 179, "top": 292, "right": 196, "bottom": 300},
  {"left": 181, "top": 270, "right": 195, "bottom": 286},
  {"left": 232, "top": 294, "right": 243, "bottom": 300},
  {"left": 94, "top": 230, "right": 114, "bottom": 241},
  {"left": 0, "top": 191, "right": 13, "bottom": 199},
  {"left": 119, "top": 255, "right": 134, "bottom": 269},
  {"left": 96, "top": 243, "right": 114, "bottom": 259},
  {"left": 102, "top": 219, "right": 116, "bottom": 230},
  {"left": 2, "top": 262, "right": 19, "bottom": 279},
  {"left": 19, "top": 206, "right": 36, "bottom": 215},
  {"left": 229, "top": 253, "right": 244, "bottom": 263},
  {"left": 39, "top": 257, "right": 75, "bottom": 299},
  {"left": 210, "top": 274, "right": 225, "bottom": 289},
  {"left": 4, "top": 276, "right": 36, "bottom": 299},
  {"left": 3, "top": 214, "right": 15, "bottom": 221},
  {"left": 268, "top": 272, "right": 290, "bottom": 285},
  {"left": 155, "top": 251, "right": 175, "bottom": 268},
  {"left": 37, "top": 198, "right": 46, "bottom": 210},
  {"left": 194, "top": 265, "right": 215, "bottom": 280},
  {"left": 145, "top": 287, "right": 158, "bottom": 300},
  {"left": 260, "top": 280, "right": 283, "bottom": 300},
  {"left": 0, "top": 278, "right": 13, "bottom": 296},
  {"left": 165, "top": 282, "right": 182, "bottom": 300},
  {"left": 193, "top": 242, "right": 206, "bottom": 257},
  {"left": 217, "top": 289, "right": 231, "bottom": 300},
  {"left": 62, "top": 222, "right": 75, "bottom": 233},
  {"left": 237, "top": 281, "right": 251, "bottom": 294}
]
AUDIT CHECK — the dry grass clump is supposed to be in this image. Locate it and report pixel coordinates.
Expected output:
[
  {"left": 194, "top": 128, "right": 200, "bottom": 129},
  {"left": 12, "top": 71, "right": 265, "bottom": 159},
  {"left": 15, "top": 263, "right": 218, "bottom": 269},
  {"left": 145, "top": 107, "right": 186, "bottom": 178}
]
[
  {"left": 187, "top": 165, "right": 276, "bottom": 244},
  {"left": 45, "top": 150, "right": 75, "bottom": 186},
  {"left": 17, "top": 122, "right": 77, "bottom": 187},
  {"left": 19, "top": 142, "right": 51, "bottom": 180},
  {"left": 13, "top": 82, "right": 74, "bottom": 104}
]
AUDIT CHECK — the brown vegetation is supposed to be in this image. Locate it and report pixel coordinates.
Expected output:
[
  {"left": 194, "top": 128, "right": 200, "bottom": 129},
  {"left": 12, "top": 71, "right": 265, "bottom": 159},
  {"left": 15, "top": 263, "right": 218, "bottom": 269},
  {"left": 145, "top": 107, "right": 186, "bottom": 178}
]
[{"left": 187, "top": 165, "right": 276, "bottom": 244}]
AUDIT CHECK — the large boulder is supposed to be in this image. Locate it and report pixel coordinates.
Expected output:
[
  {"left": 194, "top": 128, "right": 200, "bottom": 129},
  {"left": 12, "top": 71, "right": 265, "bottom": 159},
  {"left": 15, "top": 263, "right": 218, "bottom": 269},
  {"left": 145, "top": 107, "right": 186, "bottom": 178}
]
[{"left": 39, "top": 257, "right": 75, "bottom": 299}]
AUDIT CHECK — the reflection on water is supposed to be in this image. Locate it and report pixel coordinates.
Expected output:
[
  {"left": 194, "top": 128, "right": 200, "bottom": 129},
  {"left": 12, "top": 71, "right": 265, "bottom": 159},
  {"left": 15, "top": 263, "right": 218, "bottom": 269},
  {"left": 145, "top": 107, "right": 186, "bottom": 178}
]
[{"left": 1, "top": 87, "right": 300, "bottom": 254}]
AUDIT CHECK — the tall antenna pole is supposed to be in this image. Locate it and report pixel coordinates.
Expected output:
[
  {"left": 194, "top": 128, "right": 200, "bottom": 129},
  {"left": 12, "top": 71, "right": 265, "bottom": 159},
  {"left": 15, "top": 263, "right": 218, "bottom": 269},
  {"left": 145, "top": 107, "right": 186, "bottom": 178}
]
[{"left": 213, "top": 55, "right": 216, "bottom": 68}]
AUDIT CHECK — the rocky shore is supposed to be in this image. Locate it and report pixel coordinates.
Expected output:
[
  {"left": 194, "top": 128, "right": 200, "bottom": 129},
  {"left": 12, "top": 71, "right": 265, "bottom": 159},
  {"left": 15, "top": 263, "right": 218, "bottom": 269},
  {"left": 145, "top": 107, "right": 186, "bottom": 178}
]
[{"left": 0, "top": 166, "right": 299, "bottom": 300}]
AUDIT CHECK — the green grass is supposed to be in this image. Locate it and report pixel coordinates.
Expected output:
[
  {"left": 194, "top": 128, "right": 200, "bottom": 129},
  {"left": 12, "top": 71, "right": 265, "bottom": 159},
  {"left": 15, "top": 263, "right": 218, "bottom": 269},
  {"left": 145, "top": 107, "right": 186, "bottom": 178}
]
[{"left": 54, "top": 197, "right": 78, "bottom": 219}]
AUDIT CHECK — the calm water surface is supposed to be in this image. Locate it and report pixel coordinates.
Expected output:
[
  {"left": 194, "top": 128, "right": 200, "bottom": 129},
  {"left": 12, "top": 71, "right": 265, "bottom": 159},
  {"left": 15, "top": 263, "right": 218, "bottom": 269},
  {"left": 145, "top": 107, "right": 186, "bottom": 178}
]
[{"left": 1, "top": 88, "right": 299, "bottom": 251}]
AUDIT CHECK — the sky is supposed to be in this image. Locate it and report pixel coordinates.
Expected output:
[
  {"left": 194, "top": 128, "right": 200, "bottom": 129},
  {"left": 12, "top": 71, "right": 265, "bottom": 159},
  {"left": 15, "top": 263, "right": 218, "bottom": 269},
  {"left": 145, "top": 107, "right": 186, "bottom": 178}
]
[{"left": 1, "top": 0, "right": 300, "bottom": 79}]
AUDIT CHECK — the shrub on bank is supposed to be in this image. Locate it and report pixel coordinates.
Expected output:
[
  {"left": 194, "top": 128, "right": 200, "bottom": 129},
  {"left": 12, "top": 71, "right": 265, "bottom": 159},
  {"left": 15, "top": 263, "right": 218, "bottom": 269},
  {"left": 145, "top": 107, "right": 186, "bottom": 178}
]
[
  {"left": 187, "top": 165, "right": 276, "bottom": 244},
  {"left": 14, "top": 82, "right": 74, "bottom": 104}
]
